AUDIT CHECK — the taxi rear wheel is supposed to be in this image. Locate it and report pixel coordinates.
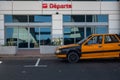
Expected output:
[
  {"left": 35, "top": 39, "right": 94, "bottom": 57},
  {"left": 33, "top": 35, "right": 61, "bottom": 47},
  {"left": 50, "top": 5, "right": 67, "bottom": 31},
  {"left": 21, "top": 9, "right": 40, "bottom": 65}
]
[{"left": 67, "top": 52, "right": 79, "bottom": 63}]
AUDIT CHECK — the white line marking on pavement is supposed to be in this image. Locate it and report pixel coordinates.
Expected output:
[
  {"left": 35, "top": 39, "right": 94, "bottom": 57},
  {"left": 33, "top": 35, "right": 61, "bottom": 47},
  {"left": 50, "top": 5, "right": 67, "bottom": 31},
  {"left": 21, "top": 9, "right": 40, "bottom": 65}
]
[
  {"left": 35, "top": 58, "right": 40, "bottom": 67},
  {"left": 0, "top": 61, "right": 2, "bottom": 64},
  {"left": 24, "top": 65, "right": 47, "bottom": 68},
  {"left": 24, "top": 58, "right": 47, "bottom": 68}
]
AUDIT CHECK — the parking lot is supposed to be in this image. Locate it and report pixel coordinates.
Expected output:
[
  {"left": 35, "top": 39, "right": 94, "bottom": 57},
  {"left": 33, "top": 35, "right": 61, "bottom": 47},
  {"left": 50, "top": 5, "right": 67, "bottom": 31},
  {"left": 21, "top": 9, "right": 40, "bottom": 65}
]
[{"left": 0, "top": 58, "right": 120, "bottom": 80}]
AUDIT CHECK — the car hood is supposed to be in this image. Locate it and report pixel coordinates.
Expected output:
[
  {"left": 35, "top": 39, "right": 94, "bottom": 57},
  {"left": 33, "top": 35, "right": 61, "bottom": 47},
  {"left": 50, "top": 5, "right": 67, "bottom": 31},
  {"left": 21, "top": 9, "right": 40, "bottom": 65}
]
[{"left": 57, "top": 44, "right": 80, "bottom": 49}]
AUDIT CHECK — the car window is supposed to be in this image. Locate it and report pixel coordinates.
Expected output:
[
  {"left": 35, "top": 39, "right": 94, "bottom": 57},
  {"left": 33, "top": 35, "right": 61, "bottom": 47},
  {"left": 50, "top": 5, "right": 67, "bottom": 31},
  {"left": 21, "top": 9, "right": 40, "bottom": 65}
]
[
  {"left": 104, "top": 35, "right": 119, "bottom": 43},
  {"left": 85, "top": 36, "right": 103, "bottom": 45}
]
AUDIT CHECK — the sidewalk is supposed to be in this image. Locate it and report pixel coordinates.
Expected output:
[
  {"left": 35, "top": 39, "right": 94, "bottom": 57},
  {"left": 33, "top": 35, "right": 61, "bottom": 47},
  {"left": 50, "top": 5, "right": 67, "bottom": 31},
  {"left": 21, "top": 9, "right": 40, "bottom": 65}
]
[{"left": 0, "top": 54, "right": 57, "bottom": 60}]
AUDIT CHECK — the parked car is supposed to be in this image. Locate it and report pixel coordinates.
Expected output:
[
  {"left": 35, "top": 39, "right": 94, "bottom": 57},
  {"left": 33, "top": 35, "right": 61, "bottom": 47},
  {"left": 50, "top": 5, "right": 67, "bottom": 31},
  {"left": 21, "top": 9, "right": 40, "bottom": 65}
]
[{"left": 55, "top": 34, "right": 120, "bottom": 63}]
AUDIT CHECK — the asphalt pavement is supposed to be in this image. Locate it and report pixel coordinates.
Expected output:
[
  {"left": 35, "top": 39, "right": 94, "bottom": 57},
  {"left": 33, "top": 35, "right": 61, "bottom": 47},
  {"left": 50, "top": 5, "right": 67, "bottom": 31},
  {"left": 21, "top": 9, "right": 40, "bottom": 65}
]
[{"left": 0, "top": 58, "right": 120, "bottom": 80}]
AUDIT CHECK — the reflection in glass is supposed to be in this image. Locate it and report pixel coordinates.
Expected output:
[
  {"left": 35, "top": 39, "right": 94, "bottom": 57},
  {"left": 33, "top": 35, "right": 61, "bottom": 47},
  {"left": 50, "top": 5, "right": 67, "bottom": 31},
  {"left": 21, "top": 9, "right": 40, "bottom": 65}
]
[
  {"left": 43, "top": 0, "right": 72, "bottom": 1},
  {"left": 95, "top": 26, "right": 108, "bottom": 34},
  {"left": 63, "top": 15, "right": 108, "bottom": 22},
  {"left": 86, "top": 15, "right": 93, "bottom": 22},
  {"left": 64, "top": 27, "right": 84, "bottom": 45},
  {"left": 29, "top": 15, "right": 52, "bottom": 22},
  {"left": 63, "top": 15, "right": 71, "bottom": 22},
  {"left": 75, "top": 27, "right": 84, "bottom": 43},
  {"left": 13, "top": 15, "right": 28, "bottom": 22},
  {"left": 86, "top": 15, "right": 108, "bottom": 22},
  {"left": 63, "top": 15, "right": 85, "bottom": 22},
  {"left": 64, "top": 27, "right": 74, "bottom": 45},
  {"left": 86, "top": 27, "right": 92, "bottom": 37},
  {"left": 18, "top": 27, "right": 29, "bottom": 48},
  {"left": 71, "top": 15, "right": 85, "bottom": 22},
  {"left": 101, "top": 0, "right": 120, "bottom": 1},
  {"left": 86, "top": 36, "right": 103, "bottom": 45},
  {"left": 97, "top": 15, "right": 108, "bottom": 22},
  {"left": 30, "top": 28, "right": 39, "bottom": 48},
  {"left": 6, "top": 27, "right": 18, "bottom": 46},
  {"left": 5, "top": 15, "right": 12, "bottom": 23},
  {"left": 40, "top": 28, "right": 51, "bottom": 45}
]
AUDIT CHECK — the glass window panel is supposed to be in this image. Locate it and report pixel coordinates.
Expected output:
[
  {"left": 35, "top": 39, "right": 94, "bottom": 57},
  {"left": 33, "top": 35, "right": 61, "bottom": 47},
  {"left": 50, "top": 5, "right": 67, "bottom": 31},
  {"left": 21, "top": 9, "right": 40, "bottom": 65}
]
[
  {"left": 101, "top": 0, "right": 120, "bottom": 1},
  {"left": 71, "top": 15, "right": 85, "bottom": 22},
  {"left": 97, "top": 15, "right": 108, "bottom": 22},
  {"left": 13, "top": 15, "right": 28, "bottom": 22},
  {"left": 40, "top": 28, "right": 51, "bottom": 45},
  {"left": 72, "top": 0, "right": 100, "bottom": 1},
  {"left": 72, "top": 0, "right": 120, "bottom": 1},
  {"left": 95, "top": 26, "right": 108, "bottom": 34},
  {"left": 86, "top": 15, "right": 93, "bottom": 22},
  {"left": 18, "top": 27, "right": 29, "bottom": 48},
  {"left": 86, "top": 27, "right": 93, "bottom": 37},
  {"left": 30, "top": 28, "right": 39, "bottom": 48},
  {"left": 29, "top": 15, "right": 52, "bottom": 22},
  {"left": 63, "top": 15, "right": 71, "bottom": 22},
  {"left": 104, "top": 35, "right": 119, "bottom": 43},
  {"left": 5, "top": 27, "right": 18, "bottom": 46},
  {"left": 0, "top": 0, "right": 43, "bottom": 1},
  {"left": 43, "top": 0, "right": 71, "bottom": 1},
  {"left": 64, "top": 27, "right": 85, "bottom": 45},
  {"left": 64, "top": 27, "right": 75, "bottom": 45},
  {"left": 75, "top": 27, "right": 84, "bottom": 43},
  {"left": 5, "top": 15, "right": 12, "bottom": 23},
  {"left": 86, "top": 36, "right": 103, "bottom": 45},
  {"left": 63, "top": 15, "right": 85, "bottom": 22}
]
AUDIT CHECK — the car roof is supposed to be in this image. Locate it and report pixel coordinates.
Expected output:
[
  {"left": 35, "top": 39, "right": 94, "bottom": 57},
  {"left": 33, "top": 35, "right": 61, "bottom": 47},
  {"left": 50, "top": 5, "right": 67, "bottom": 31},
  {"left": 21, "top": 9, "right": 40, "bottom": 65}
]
[{"left": 91, "top": 34, "right": 116, "bottom": 36}]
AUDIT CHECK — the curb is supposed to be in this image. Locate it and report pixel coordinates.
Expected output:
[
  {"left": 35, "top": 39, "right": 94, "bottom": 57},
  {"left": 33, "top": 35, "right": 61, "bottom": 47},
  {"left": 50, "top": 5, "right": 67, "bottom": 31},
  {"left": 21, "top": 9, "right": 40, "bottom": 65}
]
[{"left": 0, "top": 54, "right": 57, "bottom": 60}]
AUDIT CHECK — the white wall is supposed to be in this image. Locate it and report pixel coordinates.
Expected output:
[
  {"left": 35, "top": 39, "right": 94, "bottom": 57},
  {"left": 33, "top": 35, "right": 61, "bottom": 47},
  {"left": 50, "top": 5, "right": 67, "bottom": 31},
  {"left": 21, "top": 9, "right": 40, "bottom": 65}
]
[
  {"left": 0, "top": 15, "right": 4, "bottom": 45},
  {"left": 52, "top": 14, "right": 63, "bottom": 38},
  {"left": 0, "top": 1, "right": 119, "bottom": 14}
]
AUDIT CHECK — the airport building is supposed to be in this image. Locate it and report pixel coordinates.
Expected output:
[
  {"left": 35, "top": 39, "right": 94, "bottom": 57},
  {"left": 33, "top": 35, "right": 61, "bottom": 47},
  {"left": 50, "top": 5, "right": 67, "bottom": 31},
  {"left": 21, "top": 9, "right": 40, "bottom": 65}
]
[{"left": 0, "top": 0, "right": 120, "bottom": 54}]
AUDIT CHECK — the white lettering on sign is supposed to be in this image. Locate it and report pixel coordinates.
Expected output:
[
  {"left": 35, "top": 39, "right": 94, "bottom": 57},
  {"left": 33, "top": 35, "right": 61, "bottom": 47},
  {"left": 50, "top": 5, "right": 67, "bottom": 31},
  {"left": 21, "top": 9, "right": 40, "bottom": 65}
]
[{"left": 42, "top": 3, "right": 72, "bottom": 9}]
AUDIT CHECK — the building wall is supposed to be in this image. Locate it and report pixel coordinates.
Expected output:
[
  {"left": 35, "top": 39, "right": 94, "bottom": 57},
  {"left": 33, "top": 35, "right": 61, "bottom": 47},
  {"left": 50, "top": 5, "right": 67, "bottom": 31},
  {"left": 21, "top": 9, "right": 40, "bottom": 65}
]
[
  {"left": 0, "top": 1, "right": 120, "bottom": 45},
  {"left": 0, "top": 15, "right": 4, "bottom": 45}
]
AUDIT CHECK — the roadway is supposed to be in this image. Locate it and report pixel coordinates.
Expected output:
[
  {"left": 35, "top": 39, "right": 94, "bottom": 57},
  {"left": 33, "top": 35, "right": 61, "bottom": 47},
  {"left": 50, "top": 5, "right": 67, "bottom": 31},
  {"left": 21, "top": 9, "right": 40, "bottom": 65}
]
[{"left": 0, "top": 58, "right": 120, "bottom": 80}]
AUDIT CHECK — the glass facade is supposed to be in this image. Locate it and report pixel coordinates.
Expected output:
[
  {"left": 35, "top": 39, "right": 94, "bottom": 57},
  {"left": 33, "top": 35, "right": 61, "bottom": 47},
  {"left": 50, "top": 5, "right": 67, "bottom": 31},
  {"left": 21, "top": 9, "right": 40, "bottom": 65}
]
[
  {"left": 5, "top": 15, "right": 52, "bottom": 23},
  {"left": 63, "top": 15, "right": 108, "bottom": 45},
  {"left": 5, "top": 27, "right": 52, "bottom": 48},
  {"left": 5, "top": 15, "right": 52, "bottom": 48},
  {"left": 63, "top": 15, "right": 108, "bottom": 22},
  {"left": 5, "top": 14, "right": 108, "bottom": 47}
]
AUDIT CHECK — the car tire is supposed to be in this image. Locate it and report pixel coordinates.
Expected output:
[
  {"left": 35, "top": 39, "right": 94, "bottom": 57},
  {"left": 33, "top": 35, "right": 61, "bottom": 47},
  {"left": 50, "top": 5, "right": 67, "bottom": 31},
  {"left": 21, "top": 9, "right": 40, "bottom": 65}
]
[{"left": 67, "top": 52, "right": 79, "bottom": 63}]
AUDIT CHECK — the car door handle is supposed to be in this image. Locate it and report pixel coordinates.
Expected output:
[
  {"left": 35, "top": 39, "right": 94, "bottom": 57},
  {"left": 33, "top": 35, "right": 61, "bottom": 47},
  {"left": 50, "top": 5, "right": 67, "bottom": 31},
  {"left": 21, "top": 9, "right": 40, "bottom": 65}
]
[
  {"left": 98, "top": 46, "right": 102, "bottom": 48},
  {"left": 118, "top": 44, "right": 120, "bottom": 46}
]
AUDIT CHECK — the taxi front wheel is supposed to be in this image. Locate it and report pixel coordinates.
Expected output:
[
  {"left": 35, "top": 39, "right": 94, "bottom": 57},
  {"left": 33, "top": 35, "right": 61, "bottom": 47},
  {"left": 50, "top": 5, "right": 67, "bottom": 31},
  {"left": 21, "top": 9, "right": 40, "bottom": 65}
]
[{"left": 67, "top": 52, "right": 79, "bottom": 63}]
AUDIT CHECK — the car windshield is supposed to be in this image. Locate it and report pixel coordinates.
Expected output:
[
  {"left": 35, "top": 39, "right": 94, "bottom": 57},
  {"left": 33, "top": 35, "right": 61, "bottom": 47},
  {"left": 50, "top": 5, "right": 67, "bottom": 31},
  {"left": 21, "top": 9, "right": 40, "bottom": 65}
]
[{"left": 77, "top": 35, "right": 91, "bottom": 44}]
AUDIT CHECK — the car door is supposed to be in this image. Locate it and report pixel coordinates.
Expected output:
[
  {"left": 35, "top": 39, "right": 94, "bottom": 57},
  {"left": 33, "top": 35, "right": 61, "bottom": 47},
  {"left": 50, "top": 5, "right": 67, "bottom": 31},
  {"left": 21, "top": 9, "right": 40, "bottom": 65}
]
[
  {"left": 102, "top": 34, "right": 120, "bottom": 58},
  {"left": 81, "top": 35, "right": 104, "bottom": 59}
]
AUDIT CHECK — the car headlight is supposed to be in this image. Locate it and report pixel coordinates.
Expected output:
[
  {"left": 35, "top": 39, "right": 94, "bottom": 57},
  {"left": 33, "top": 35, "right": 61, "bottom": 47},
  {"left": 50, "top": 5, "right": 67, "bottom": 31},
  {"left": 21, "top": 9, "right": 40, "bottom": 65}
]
[{"left": 56, "top": 49, "right": 61, "bottom": 54}]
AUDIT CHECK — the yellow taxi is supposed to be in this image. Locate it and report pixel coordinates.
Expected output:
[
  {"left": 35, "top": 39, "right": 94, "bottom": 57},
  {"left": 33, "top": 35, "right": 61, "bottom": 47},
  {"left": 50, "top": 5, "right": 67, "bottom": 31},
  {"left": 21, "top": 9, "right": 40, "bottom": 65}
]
[{"left": 55, "top": 34, "right": 120, "bottom": 63}]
